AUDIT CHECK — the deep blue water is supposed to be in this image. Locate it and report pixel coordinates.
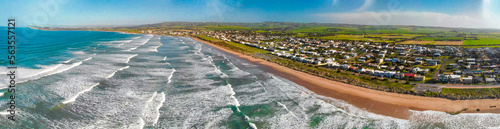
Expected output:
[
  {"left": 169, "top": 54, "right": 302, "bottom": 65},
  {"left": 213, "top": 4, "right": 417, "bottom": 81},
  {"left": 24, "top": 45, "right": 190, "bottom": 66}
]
[{"left": 0, "top": 27, "right": 137, "bottom": 68}]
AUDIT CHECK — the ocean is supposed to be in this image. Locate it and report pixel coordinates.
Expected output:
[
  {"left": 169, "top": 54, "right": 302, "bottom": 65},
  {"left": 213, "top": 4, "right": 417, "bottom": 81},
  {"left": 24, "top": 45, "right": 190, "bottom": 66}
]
[{"left": 0, "top": 28, "right": 499, "bottom": 128}]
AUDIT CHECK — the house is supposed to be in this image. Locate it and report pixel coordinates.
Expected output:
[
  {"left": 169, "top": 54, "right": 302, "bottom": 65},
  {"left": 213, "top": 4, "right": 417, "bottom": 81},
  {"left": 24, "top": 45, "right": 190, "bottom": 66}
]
[
  {"left": 396, "top": 66, "right": 405, "bottom": 71},
  {"left": 374, "top": 70, "right": 384, "bottom": 77},
  {"left": 385, "top": 71, "right": 396, "bottom": 78},
  {"left": 412, "top": 67, "right": 422, "bottom": 73},
  {"left": 486, "top": 78, "right": 496, "bottom": 83},
  {"left": 348, "top": 66, "right": 358, "bottom": 71},
  {"left": 449, "top": 75, "right": 462, "bottom": 83},
  {"left": 350, "top": 53, "right": 357, "bottom": 57},
  {"left": 357, "top": 68, "right": 366, "bottom": 73},
  {"left": 375, "top": 58, "right": 384, "bottom": 64},
  {"left": 448, "top": 63, "right": 459, "bottom": 69},
  {"left": 463, "top": 76, "right": 473, "bottom": 84},
  {"left": 429, "top": 61, "right": 438, "bottom": 66},
  {"left": 438, "top": 74, "right": 448, "bottom": 82},
  {"left": 395, "top": 73, "right": 405, "bottom": 79},
  {"left": 365, "top": 69, "right": 374, "bottom": 75},
  {"left": 404, "top": 73, "right": 416, "bottom": 80},
  {"left": 463, "top": 70, "right": 474, "bottom": 75},
  {"left": 415, "top": 60, "right": 423, "bottom": 65},
  {"left": 340, "top": 64, "right": 350, "bottom": 70},
  {"left": 473, "top": 76, "right": 484, "bottom": 83},
  {"left": 415, "top": 75, "right": 425, "bottom": 81}
]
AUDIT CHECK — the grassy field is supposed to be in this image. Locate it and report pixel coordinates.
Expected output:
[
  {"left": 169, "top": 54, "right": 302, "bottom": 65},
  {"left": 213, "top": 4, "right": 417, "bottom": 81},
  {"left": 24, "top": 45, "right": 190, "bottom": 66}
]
[
  {"left": 464, "top": 37, "right": 500, "bottom": 45},
  {"left": 318, "top": 34, "right": 421, "bottom": 43},
  {"left": 417, "top": 37, "right": 463, "bottom": 41},
  {"left": 399, "top": 40, "right": 463, "bottom": 45},
  {"left": 289, "top": 26, "right": 443, "bottom": 35}
]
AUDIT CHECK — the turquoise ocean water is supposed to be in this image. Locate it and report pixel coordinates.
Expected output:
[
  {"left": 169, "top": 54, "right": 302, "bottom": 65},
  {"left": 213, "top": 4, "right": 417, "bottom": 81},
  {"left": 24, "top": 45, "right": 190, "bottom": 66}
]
[{"left": 0, "top": 28, "right": 499, "bottom": 128}]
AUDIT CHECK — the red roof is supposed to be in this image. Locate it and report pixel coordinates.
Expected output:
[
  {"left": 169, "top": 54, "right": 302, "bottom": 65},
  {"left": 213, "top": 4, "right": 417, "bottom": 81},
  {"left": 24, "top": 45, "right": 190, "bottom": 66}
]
[{"left": 404, "top": 73, "right": 416, "bottom": 77}]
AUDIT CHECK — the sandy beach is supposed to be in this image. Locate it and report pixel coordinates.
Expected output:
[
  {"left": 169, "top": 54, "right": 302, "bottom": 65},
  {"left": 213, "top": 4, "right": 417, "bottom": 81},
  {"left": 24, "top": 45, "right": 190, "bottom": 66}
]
[{"left": 188, "top": 36, "right": 500, "bottom": 119}]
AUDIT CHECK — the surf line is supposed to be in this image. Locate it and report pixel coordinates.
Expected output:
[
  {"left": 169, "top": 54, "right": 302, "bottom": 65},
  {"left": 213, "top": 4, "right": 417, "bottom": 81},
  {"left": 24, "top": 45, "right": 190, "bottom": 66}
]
[{"left": 5, "top": 19, "right": 17, "bottom": 121}]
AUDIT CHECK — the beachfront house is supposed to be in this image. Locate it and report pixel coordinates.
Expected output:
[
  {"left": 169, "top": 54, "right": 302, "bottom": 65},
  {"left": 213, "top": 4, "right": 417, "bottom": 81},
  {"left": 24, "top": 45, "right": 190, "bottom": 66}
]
[
  {"left": 463, "top": 76, "right": 473, "bottom": 84},
  {"left": 385, "top": 71, "right": 396, "bottom": 78},
  {"left": 486, "top": 78, "right": 496, "bottom": 83},
  {"left": 473, "top": 76, "right": 484, "bottom": 83},
  {"left": 357, "top": 68, "right": 366, "bottom": 73},
  {"left": 374, "top": 70, "right": 384, "bottom": 77},
  {"left": 395, "top": 73, "right": 405, "bottom": 79},
  {"left": 438, "top": 74, "right": 448, "bottom": 82},
  {"left": 449, "top": 75, "right": 462, "bottom": 83},
  {"left": 365, "top": 69, "right": 375, "bottom": 75},
  {"left": 340, "top": 64, "right": 350, "bottom": 70}
]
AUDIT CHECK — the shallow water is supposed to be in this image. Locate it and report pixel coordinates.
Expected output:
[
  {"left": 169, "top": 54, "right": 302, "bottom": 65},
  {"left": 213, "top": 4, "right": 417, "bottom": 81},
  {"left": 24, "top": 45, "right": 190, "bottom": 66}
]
[{"left": 0, "top": 28, "right": 499, "bottom": 128}]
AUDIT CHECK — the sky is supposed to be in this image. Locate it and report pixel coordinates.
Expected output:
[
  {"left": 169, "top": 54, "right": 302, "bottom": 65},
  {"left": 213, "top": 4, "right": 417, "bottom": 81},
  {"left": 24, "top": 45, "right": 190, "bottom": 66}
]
[{"left": 1, "top": 0, "right": 500, "bottom": 29}]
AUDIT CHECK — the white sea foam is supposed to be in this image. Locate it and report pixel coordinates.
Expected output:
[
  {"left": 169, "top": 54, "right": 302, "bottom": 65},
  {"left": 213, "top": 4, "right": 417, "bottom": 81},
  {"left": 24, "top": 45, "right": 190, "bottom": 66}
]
[
  {"left": 12, "top": 61, "right": 83, "bottom": 84},
  {"left": 106, "top": 66, "right": 129, "bottom": 79},
  {"left": 82, "top": 57, "right": 93, "bottom": 61},
  {"left": 277, "top": 102, "right": 298, "bottom": 119},
  {"left": 62, "top": 83, "right": 100, "bottom": 104},
  {"left": 167, "top": 68, "right": 176, "bottom": 83},
  {"left": 153, "top": 43, "right": 163, "bottom": 52},
  {"left": 142, "top": 92, "right": 166, "bottom": 126},
  {"left": 62, "top": 59, "right": 73, "bottom": 63},
  {"left": 125, "top": 54, "right": 138, "bottom": 63},
  {"left": 408, "top": 110, "right": 500, "bottom": 128},
  {"left": 129, "top": 37, "right": 152, "bottom": 51}
]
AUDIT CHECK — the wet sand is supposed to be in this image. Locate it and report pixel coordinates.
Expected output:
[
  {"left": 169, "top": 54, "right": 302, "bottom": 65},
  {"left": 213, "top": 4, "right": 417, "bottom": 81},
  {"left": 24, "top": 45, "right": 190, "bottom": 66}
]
[{"left": 188, "top": 36, "right": 500, "bottom": 120}]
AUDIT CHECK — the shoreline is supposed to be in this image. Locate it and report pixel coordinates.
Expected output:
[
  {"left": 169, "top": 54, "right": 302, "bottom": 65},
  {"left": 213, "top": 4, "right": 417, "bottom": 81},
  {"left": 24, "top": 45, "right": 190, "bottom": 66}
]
[
  {"left": 27, "top": 27, "right": 500, "bottom": 119},
  {"left": 187, "top": 36, "right": 500, "bottom": 119}
]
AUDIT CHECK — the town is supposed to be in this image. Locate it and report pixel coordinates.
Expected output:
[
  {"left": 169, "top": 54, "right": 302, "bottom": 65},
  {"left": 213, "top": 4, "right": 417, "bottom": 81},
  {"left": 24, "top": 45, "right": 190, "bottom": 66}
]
[{"left": 147, "top": 29, "right": 500, "bottom": 86}]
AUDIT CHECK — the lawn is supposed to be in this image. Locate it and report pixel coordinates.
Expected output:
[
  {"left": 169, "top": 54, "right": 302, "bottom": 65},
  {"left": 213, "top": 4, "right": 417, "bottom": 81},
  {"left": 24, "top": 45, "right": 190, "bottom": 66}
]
[
  {"left": 319, "top": 35, "right": 394, "bottom": 43},
  {"left": 399, "top": 40, "right": 463, "bottom": 45},
  {"left": 463, "top": 37, "right": 500, "bottom": 45},
  {"left": 417, "top": 37, "right": 463, "bottom": 41},
  {"left": 290, "top": 27, "right": 359, "bottom": 34}
]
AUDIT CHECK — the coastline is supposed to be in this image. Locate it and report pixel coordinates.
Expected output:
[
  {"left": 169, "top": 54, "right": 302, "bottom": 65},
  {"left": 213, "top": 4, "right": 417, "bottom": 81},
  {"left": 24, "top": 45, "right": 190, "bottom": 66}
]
[
  {"left": 27, "top": 27, "right": 500, "bottom": 119},
  {"left": 187, "top": 36, "right": 500, "bottom": 119}
]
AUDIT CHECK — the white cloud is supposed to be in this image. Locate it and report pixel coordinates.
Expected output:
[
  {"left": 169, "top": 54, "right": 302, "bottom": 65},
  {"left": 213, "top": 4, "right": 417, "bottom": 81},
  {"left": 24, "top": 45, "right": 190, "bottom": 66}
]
[{"left": 315, "top": 11, "right": 500, "bottom": 29}]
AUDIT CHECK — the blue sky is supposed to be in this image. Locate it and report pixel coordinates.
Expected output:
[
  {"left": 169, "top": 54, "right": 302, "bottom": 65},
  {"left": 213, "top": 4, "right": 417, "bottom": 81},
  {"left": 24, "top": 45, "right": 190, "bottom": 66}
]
[{"left": 2, "top": 0, "right": 500, "bottom": 28}]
